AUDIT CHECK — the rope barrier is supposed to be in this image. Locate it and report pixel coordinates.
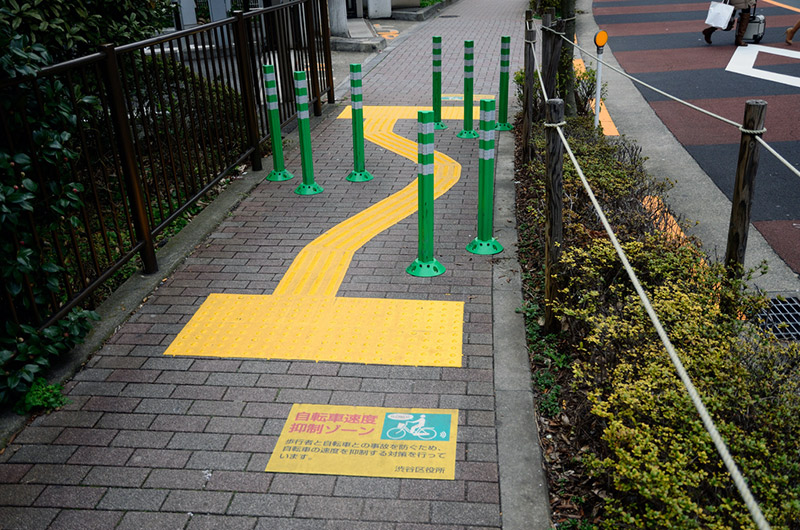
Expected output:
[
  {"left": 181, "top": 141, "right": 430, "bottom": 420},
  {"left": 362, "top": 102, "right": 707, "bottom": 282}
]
[{"left": 527, "top": 19, "right": 773, "bottom": 530}]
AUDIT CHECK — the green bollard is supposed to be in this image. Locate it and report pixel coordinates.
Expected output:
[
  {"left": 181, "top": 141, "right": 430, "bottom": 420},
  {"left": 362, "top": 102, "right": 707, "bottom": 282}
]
[
  {"left": 495, "top": 36, "right": 513, "bottom": 131},
  {"left": 263, "top": 64, "right": 294, "bottom": 181},
  {"left": 467, "top": 99, "right": 503, "bottom": 255},
  {"left": 407, "top": 111, "right": 445, "bottom": 277},
  {"left": 346, "top": 63, "right": 373, "bottom": 182},
  {"left": 457, "top": 40, "right": 479, "bottom": 139},
  {"left": 292, "top": 71, "right": 323, "bottom": 195},
  {"left": 432, "top": 36, "right": 447, "bottom": 131}
]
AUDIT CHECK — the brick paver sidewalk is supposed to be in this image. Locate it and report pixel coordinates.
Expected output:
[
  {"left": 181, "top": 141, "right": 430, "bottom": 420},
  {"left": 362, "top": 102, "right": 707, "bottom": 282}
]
[{"left": 0, "top": 1, "right": 549, "bottom": 528}]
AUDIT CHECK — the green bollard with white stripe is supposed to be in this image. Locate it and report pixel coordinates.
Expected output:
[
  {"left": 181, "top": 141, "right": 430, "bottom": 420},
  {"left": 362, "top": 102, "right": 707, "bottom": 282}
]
[
  {"left": 457, "top": 40, "right": 479, "bottom": 139},
  {"left": 263, "top": 64, "right": 294, "bottom": 182},
  {"left": 292, "top": 71, "right": 323, "bottom": 195},
  {"left": 495, "top": 36, "right": 513, "bottom": 131},
  {"left": 407, "top": 110, "right": 445, "bottom": 277},
  {"left": 432, "top": 36, "right": 447, "bottom": 131},
  {"left": 467, "top": 99, "right": 503, "bottom": 255},
  {"left": 346, "top": 63, "right": 374, "bottom": 182}
]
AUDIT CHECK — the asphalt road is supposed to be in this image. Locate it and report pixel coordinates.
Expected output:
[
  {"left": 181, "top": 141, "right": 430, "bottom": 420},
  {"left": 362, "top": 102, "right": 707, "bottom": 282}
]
[{"left": 593, "top": 0, "right": 800, "bottom": 274}]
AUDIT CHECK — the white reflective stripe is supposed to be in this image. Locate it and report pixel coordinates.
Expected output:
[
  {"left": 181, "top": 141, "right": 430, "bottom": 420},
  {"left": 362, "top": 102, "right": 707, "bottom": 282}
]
[
  {"left": 294, "top": 79, "right": 306, "bottom": 90},
  {"left": 464, "top": 59, "right": 474, "bottom": 67},
  {"left": 265, "top": 72, "right": 276, "bottom": 83},
  {"left": 485, "top": 110, "right": 495, "bottom": 123},
  {"left": 266, "top": 86, "right": 277, "bottom": 96},
  {"left": 297, "top": 94, "right": 308, "bottom": 106},
  {"left": 267, "top": 100, "right": 278, "bottom": 111},
  {"left": 298, "top": 109, "right": 309, "bottom": 120},
  {"left": 420, "top": 143, "right": 434, "bottom": 156},
  {"left": 420, "top": 121, "right": 435, "bottom": 135},
  {"left": 432, "top": 43, "right": 442, "bottom": 50},
  {"left": 465, "top": 71, "right": 473, "bottom": 78},
  {"left": 433, "top": 65, "right": 442, "bottom": 73},
  {"left": 350, "top": 86, "right": 362, "bottom": 95},
  {"left": 501, "top": 65, "right": 510, "bottom": 73},
  {"left": 480, "top": 128, "right": 496, "bottom": 142},
  {"left": 351, "top": 100, "right": 362, "bottom": 110},
  {"left": 479, "top": 148, "right": 494, "bottom": 160},
  {"left": 350, "top": 70, "right": 362, "bottom": 81},
  {"left": 502, "top": 42, "right": 510, "bottom": 50},
  {"left": 419, "top": 163, "right": 435, "bottom": 175}
]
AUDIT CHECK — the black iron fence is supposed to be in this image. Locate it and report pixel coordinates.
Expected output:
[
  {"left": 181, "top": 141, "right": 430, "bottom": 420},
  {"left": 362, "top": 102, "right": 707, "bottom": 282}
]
[{"left": 0, "top": 0, "right": 333, "bottom": 330}]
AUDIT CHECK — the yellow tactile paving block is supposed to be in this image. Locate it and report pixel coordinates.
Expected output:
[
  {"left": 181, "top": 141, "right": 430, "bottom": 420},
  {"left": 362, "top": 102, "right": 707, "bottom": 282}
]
[
  {"left": 273, "top": 105, "right": 463, "bottom": 297},
  {"left": 164, "top": 293, "right": 464, "bottom": 366},
  {"left": 573, "top": 58, "right": 619, "bottom": 136}
]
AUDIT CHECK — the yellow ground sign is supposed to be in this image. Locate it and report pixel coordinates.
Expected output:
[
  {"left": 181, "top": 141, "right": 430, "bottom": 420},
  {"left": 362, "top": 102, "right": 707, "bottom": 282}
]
[{"left": 266, "top": 404, "right": 459, "bottom": 480}]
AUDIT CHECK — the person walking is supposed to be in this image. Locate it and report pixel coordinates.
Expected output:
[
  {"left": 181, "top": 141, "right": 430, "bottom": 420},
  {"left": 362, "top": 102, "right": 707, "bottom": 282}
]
[
  {"left": 702, "top": 0, "right": 754, "bottom": 46},
  {"left": 785, "top": 19, "right": 800, "bottom": 45}
]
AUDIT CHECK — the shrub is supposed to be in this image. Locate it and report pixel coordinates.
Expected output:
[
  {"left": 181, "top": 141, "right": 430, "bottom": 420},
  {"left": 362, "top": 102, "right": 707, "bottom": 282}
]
[{"left": 516, "top": 114, "right": 800, "bottom": 528}]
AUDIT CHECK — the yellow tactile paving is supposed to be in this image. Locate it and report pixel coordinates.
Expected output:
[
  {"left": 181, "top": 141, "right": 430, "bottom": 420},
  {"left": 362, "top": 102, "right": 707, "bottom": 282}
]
[
  {"left": 165, "top": 293, "right": 464, "bottom": 366},
  {"left": 573, "top": 58, "right": 619, "bottom": 136},
  {"left": 164, "top": 105, "right": 467, "bottom": 367}
]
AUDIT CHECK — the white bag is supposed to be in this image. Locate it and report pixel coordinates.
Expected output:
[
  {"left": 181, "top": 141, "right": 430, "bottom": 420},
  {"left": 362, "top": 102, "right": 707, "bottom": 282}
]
[{"left": 705, "top": 0, "right": 735, "bottom": 29}]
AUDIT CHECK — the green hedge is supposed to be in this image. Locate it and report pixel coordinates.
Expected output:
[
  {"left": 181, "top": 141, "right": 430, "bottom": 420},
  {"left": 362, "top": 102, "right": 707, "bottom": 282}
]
[{"left": 516, "top": 115, "right": 800, "bottom": 528}]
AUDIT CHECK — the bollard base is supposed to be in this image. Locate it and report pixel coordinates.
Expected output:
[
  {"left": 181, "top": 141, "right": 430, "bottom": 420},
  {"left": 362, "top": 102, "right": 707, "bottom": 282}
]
[
  {"left": 456, "top": 129, "right": 480, "bottom": 139},
  {"left": 346, "top": 170, "right": 374, "bottom": 183},
  {"left": 406, "top": 258, "right": 446, "bottom": 277},
  {"left": 494, "top": 122, "right": 513, "bottom": 131},
  {"left": 434, "top": 122, "right": 448, "bottom": 130},
  {"left": 266, "top": 169, "right": 295, "bottom": 182},
  {"left": 294, "top": 182, "right": 324, "bottom": 195},
  {"left": 466, "top": 237, "right": 503, "bottom": 255}
]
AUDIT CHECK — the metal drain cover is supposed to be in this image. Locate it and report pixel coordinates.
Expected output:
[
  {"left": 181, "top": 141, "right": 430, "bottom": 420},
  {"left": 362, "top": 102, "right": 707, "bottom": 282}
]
[{"left": 758, "top": 297, "right": 800, "bottom": 341}]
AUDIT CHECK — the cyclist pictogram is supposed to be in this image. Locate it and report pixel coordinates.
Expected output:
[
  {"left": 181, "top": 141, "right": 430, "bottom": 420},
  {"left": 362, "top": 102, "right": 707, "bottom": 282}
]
[{"left": 380, "top": 412, "right": 451, "bottom": 441}]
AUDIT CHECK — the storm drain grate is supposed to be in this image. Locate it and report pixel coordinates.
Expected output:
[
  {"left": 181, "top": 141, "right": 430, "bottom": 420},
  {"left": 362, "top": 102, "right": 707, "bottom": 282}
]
[{"left": 758, "top": 297, "right": 800, "bottom": 341}]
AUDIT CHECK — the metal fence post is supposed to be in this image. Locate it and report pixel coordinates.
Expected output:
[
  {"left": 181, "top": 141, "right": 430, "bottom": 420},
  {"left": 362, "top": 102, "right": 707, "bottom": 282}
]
[
  {"left": 303, "top": 0, "right": 323, "bottom": 116},
  {"left": 234, "top": 11, "right": 263, "bottom": 171},
  {"left": 100, "top": 44, "right": 158, "bottom": 274},
  {"left": 725, "top": 99, "right": 767, "bottom": 279},
  {"left": 317, "top": 0, "right": 336, "bottom": 104},
  {"left": 544, "top": 99, "right": 564, "bottom": 334}
]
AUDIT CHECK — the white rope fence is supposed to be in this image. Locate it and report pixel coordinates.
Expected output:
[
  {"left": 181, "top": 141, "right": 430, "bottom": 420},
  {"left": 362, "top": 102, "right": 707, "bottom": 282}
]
[{"left": 525, "top": 22, "right": 774, "bottom": 530}]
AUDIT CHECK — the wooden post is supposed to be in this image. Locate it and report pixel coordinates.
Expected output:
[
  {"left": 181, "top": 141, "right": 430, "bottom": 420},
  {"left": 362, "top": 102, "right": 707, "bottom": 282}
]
[
  {"left": 559, "top": 0, "right": 577, "bottom": 116},
  {"left": 521, "top": 10, "right": 535, "bottom": 165},
  {"left": 541, "top": 11, "right": 562, "bottom": 104},
  {"left": 724, "top": 100, "right": 767, "bottom": 279},
  {"left": 544, "top": 99, "right": 564, "bottom": 335}
]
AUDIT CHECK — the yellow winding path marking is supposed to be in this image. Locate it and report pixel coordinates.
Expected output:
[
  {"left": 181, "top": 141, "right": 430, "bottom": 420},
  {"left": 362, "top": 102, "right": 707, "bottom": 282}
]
[{"left": 164, "top": 105, "right": 477, "bottom": 366}]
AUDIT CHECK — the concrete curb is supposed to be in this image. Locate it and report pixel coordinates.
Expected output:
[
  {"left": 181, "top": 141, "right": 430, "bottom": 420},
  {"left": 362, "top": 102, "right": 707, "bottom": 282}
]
[
  {"left": 392, "top": 0, "right": 459, "bottom": 21},
  {"left": 493, "top": 114, "right": 553, "bottom": 529}
]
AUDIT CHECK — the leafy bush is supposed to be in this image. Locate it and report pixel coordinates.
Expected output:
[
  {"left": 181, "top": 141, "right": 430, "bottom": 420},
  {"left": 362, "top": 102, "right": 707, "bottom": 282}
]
[
  {"left": 516, "top": 115, "right": 800, "bottom": 528},
  {"left": 14, "top": 377, "right": 70, "bottom": 414}
]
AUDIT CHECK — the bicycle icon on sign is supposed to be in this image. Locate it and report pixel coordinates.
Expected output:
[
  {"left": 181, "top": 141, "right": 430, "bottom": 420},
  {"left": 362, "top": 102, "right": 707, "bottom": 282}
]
[{"left": 381, "top": 413, "right": 451, "bottom": 441}]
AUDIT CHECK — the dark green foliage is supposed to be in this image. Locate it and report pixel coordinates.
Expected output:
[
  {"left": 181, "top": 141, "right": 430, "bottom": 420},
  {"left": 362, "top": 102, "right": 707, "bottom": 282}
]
[{"left": 14, "top": 377, "right": 69, "bottom": 414}]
